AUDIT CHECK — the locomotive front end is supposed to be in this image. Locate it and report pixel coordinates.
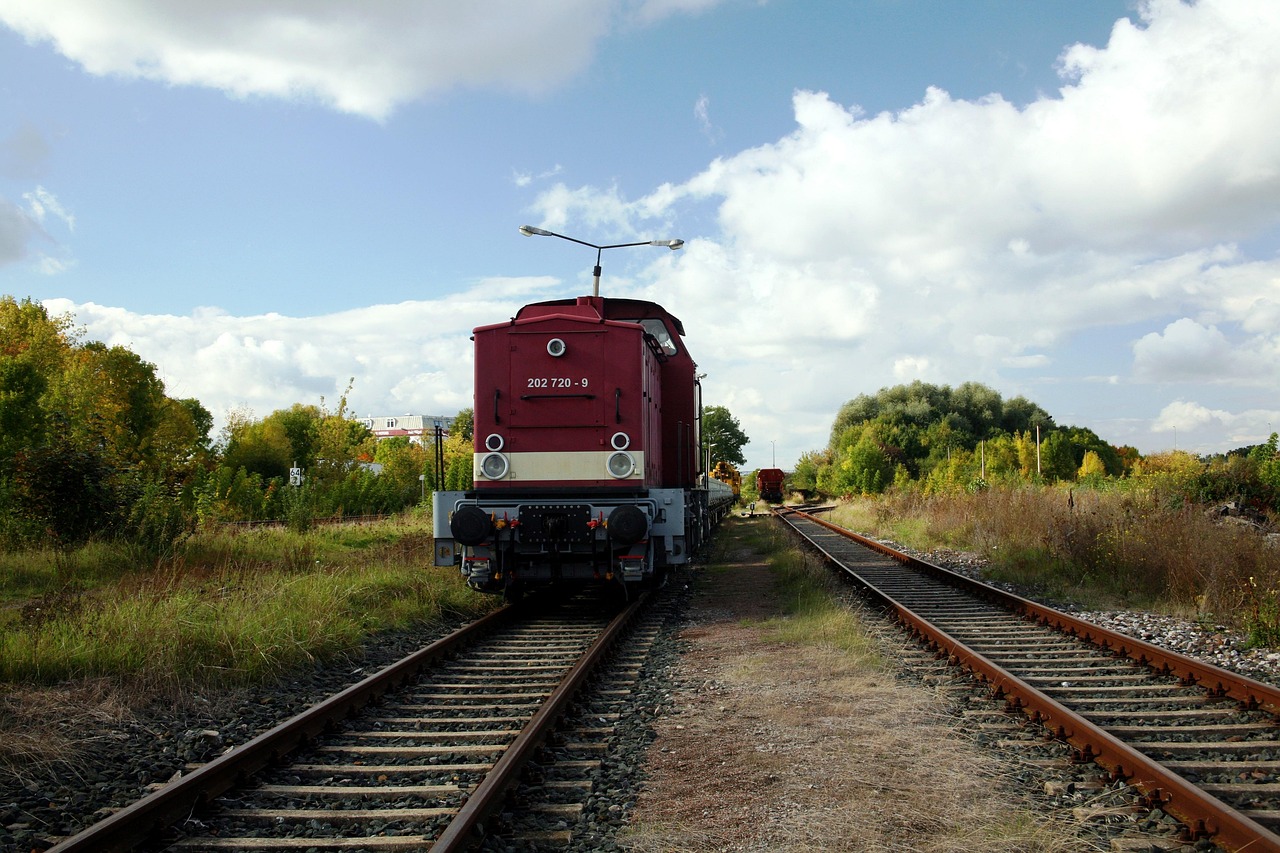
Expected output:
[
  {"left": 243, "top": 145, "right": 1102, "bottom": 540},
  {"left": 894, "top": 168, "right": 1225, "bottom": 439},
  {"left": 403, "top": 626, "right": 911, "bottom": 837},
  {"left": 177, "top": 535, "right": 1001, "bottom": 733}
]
[{"left": 433, "top": 295, "right": 694, "bottom": 596}]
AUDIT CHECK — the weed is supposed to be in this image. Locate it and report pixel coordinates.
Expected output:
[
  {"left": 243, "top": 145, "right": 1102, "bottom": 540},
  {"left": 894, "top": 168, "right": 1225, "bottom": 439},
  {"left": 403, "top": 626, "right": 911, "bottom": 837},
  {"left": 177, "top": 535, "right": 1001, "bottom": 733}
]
[
  {"left": 0, "top": 515, "right": 495, "bottom": 688},
  {"left": 825, "top": 485, "right": 1280, "bottom": 634},
  {"left": 1242, "top": 577, "right": 1280, "bottom": 647}
]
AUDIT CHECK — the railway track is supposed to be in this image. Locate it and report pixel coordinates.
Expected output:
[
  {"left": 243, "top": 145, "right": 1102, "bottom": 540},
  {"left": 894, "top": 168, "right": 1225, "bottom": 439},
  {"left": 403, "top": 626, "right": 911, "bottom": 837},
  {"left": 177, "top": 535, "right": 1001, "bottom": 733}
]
[
  {"left": 778, "top": 507, "right": 1280, "bottom": 853},
  {"left": 44, "top": 590, "right": 658, "bottom": 852}
]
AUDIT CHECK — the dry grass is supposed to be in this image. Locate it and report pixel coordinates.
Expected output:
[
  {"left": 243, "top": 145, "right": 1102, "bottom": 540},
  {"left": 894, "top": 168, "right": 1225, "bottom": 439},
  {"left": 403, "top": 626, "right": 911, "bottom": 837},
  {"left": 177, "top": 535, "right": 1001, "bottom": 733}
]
[
  {"left": 0, "top": 679, "right": 135, "bottom": 783},
  {"left": 622, "top": 517, "right": 1098, "bottom": 852},
  {"left": 827, "top": 486, "right": 1280, "bottom": 623}
]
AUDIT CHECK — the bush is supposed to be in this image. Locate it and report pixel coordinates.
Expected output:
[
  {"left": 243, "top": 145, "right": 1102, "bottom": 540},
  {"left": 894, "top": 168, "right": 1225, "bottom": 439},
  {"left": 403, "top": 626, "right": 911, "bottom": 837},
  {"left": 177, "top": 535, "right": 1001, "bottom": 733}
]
[{"left": 121, "top": 476, "right": 195, "bottom": 564}]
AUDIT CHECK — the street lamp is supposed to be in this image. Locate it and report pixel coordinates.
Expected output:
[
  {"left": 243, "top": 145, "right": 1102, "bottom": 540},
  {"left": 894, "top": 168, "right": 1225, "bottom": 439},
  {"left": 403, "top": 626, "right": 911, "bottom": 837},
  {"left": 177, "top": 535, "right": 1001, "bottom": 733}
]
[{"left": 519, "top": 225, "right": 684, "bottom": 297}]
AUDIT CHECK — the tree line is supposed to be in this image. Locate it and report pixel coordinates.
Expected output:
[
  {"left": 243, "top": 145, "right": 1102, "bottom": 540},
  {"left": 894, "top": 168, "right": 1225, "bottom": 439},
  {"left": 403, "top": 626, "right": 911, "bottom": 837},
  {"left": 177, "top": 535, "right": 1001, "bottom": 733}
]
[
  {"left": 9, "top": 294, "right": 1275, "bottom": 558},
  {"left": 786, "top": 380, "right": 1280, "bottom": 512},
  {"left": 0, "top": 297, "right": 480, "bottom": 557}
]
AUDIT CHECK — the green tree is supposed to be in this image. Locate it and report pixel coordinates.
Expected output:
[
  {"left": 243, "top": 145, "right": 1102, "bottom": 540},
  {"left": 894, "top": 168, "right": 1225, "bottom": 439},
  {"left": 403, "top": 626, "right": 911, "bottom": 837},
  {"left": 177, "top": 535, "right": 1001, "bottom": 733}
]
[
  {"left": 0, "top": 299, "right": 218, "bottom": 549},
  {"left": 828, "top": 420, "right": 898, "bottom": 495},
  {"left": 11, "top": 439, "right": 119, "bottom": 549},
  {"left": 981, "top": 433, "right": 1021, "bottom": 481},
  {"left": 790, "top": 450, "right": 825, "bottom": 495},
  {"left": 0, "top": 296, "right": 75, "bottom": 471},
  {"left": 999, "top": 395, "right": 1054, "bottom": 435},
  {"left": 450, "top": 408, "right": 474, "bottom": 442},
  {"left": 951, "top": 381, "right": 1004, "bottom": 440},
  {"left": 702, "top": 405, "right": 749, "bottom": 467},
  {"left": 0, "top": 296, "right": 76, "bottom": 371},
  {"left": 269, "top": 403, "right": 324, "bottom": 469},
  {"left": 1040, "top": 432, "right": 1078, "bottom": 482},
  {"left": 374, "top": 436, "right": 428, "bottom": 504},
  {"left": 425, "top": 430, "right": 474, "bottom": 494},
  {"left": 0, "top": 357, "right": 47, "bottom": 469},
  {"left": 50, "top": 342, "right": 169, "bottom": 471},
  {"left": 176, "top": 397, "right": 215, "bottom": 452},
  {"left": 223, "top": 418, "right": 294, "bottom": 481},
  {"left": 1057, "top": 425, "right": 1123, "bottom": 476}
]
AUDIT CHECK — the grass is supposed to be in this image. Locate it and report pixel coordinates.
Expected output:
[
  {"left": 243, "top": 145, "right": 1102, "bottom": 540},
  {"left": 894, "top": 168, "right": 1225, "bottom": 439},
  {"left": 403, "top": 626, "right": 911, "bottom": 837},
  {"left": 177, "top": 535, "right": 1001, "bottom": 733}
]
[
  {"left": 824, "top": 485, "right": 1280, "bottom": 638},
  {"left": 621, "top": 517, "right": 1103, "bottom": 852},
  {"left": 747, "top": 523, "right": 884, "bottom": 661},
  {"left": 0, "top": 515, "right": 495, "bottom": 690}
]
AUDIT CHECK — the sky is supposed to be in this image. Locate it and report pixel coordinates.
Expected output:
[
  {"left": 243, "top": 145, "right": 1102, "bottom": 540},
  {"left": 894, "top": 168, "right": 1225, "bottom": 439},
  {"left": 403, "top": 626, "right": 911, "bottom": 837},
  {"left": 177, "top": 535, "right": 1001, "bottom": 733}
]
[{"left": 2, "top": 0, "right": 1279, "bottom": 473}]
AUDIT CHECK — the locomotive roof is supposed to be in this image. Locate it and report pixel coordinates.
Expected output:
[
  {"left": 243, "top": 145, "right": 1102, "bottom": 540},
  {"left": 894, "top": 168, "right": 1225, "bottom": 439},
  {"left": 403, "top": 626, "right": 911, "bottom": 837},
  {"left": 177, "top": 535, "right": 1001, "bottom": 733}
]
[{"left": 516, "top": 296, "right": 686, "bottom": 337}]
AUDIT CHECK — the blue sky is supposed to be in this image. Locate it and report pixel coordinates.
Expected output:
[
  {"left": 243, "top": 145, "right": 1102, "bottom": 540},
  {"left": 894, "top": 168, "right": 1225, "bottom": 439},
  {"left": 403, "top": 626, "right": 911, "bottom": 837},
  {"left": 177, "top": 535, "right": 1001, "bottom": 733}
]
[{"left": 3, "top": 0, "right": 1279, "bottom": 472}]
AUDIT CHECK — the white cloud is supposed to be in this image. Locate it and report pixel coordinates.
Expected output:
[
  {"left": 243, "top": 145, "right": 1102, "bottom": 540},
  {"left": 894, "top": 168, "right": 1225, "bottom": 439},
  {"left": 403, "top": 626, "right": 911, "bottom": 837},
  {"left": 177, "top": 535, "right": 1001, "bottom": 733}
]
[
  {"left": 1154, "top": 399, "right": 1230, "bottom": 433},
  {"left": 18, "top": 0, "right": 1280, "bottom": 465},
  {"left": 512, "top": 165, "right": 563, "bottom": 189},
  {"left": 22, "top": 186, "right": 74, "bottom": 231},
  {"left": 627, "top": 0, "right": 725, "bottom": 27},
  {"left": 1150, "top": 399, "right": 1280, "bottom": 451},
  {"left": 523, "top": 0, "right": 1280, "bottom": 461},
  {"left": 0, "top": 0, "right": 722, "bottom": 121},
  {"left": 0, "top": 185, "right": 73, "bottom": 272},
  {"left": 694, "top": 94, "right": 721, "bottom": 144},
  {"left": 42, "top": 278, "right": 569, "bottom": 436},
  {"left": 1132, "top": 318, "right": 1248, "bottom": 383}
]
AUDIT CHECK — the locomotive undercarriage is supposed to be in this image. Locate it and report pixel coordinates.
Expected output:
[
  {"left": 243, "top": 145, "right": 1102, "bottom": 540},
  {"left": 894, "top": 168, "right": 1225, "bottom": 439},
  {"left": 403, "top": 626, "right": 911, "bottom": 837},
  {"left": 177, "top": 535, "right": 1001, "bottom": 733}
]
[{"left": 432, "top": 489, "right": 690, "bottom": 596}]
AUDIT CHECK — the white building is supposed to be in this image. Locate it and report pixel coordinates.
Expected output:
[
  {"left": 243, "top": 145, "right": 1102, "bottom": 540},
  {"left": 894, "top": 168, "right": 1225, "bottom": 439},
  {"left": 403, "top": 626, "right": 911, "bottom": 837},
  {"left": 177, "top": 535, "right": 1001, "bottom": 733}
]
[{"left": 362, "top": 414, "right": 453, "bottom": 444}]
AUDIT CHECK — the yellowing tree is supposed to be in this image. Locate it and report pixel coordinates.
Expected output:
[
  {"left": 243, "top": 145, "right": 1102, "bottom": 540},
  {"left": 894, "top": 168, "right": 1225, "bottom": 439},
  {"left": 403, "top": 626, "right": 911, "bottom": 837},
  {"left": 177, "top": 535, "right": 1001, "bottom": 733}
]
[{"left": 1078, "top": 450, "right": 1107, "bottom": 479}]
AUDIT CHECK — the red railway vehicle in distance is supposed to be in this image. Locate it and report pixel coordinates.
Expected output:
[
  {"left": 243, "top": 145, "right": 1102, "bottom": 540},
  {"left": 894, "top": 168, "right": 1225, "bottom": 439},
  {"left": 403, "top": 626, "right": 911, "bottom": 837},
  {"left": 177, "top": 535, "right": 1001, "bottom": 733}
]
[
  {"left": 756, "top": 467, "right": 786, "bottom": 503},
  {"left": 432, "top": 293, "right": 732, "bottom": 598}
]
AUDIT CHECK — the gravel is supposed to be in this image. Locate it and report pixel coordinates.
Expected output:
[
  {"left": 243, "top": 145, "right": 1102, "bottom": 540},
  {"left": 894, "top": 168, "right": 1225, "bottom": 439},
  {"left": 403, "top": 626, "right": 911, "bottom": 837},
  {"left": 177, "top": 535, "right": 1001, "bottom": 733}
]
[
  {"left": 5, "top": 537, "right": 1280, "bottom": 853},
  {"left": 0, "top": 621, "right": 467, "bottom": 852},
  {"left": 896, "top": 544, "right": 1280, "bottom": 686}
]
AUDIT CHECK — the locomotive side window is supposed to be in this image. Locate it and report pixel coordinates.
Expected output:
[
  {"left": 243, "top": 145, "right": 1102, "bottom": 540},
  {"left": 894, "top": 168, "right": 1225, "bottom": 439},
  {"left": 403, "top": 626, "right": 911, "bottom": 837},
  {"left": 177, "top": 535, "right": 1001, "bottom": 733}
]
[{"left": 622, "top": 318, "right": 678, "bottom": 356}]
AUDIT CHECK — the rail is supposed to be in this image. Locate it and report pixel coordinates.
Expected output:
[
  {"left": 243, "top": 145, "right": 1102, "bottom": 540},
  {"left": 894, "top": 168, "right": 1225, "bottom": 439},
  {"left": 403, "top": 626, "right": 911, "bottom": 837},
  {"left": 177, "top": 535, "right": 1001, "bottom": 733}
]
[
  {"left": 776, "top": 506, "right": 1280, "bottom": 853},
  {"left": 46, "top": 593, "right": 647, "bottom": 852}
]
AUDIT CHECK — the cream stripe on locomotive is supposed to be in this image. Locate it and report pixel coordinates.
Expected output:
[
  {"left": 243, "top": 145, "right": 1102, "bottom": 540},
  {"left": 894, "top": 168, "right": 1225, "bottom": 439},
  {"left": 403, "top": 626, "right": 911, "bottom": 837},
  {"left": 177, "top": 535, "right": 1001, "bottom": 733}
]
[{"left": 473, "top": 450, "right": 645, "bottom": 482}]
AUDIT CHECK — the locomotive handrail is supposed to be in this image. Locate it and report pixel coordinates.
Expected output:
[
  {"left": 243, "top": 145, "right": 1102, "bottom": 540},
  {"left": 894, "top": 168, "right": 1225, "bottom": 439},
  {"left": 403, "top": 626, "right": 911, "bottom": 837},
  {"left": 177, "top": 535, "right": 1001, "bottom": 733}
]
[{"left": 520, "top": 393, "right": 596, "bottom": 400}]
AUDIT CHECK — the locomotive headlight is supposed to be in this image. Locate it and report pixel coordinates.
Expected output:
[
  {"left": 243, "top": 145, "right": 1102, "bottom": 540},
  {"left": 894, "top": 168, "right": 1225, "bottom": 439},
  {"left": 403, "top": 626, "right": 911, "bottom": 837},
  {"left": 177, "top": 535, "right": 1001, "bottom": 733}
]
[
  {"left": 610, "top": 431, "right": 630, "bottom": 450},
  {"left": 480, "top": 452, "right": 509, "bottom": 480},
  {"left": 606, "top": 450, "right": 635, "bottom": 479},
  {"left": 484, "top": 433, "right": 504, "bottom": 451},
  {"left": 547, "top": 338, "right": 567, "bottom": 357}
]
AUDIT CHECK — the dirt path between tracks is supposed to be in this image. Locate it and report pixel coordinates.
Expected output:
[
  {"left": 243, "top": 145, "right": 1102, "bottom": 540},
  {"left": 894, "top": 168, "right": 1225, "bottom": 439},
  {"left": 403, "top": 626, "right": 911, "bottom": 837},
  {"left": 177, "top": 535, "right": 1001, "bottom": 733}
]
[{"left": 619, "top": 515, "right": 1098, "bottom": 853}]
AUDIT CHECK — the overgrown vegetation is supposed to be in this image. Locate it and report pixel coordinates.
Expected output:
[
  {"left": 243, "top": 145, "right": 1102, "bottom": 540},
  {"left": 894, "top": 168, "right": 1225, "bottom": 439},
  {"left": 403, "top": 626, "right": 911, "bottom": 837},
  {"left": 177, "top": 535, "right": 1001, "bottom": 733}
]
[
  {"left": 774, "top": 380, "right": 1280, "bottom": 643},
  {"left": 789, "top": 381, "right": 1279, "bottom": 510},
  {"left": 0, "top": 516, "right": 495, "bottom": 691},
  {"left": 622, "top": 517, "right": 1096, "bottom": 853},
  {"left": 825, "top": 487, "right": 1280, "bottom": 641},
  {"left": 0, "top": 296, "right": 486, "bottom": 551},
  {"left": 747, "top": 522, "right": 883, "bottom": 661}
]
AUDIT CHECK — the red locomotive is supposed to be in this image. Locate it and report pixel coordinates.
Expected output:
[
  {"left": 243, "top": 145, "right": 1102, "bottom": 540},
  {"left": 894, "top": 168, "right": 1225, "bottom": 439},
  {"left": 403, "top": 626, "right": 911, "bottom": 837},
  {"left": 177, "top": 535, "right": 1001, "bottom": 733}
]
[
  {"left": 756, "top": 467, "right": 786, "bottom": 503},
  {"left": 432, "top": 293, "right": 733, "bottom": 596}
]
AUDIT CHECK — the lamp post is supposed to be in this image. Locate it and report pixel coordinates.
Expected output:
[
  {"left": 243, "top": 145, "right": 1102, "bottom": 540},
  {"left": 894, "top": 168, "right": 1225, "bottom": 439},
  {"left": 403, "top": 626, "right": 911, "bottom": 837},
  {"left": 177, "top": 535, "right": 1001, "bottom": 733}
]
[{"left": 519, "top": 225, "right": 683, "bottom": 297}]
